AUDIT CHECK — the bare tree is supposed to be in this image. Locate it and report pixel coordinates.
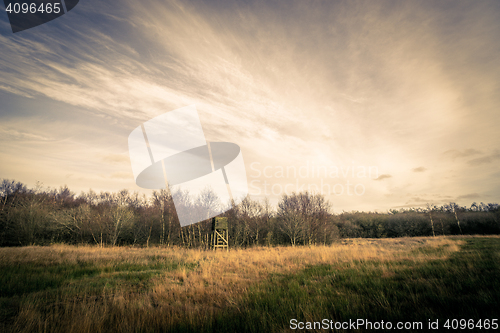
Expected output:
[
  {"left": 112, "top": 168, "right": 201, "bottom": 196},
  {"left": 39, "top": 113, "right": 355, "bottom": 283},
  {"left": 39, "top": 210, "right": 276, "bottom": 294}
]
[
  {"left": 449, "top": 202, "right": 463, "bottom": 234},
  {"left": 426, "top": 204, "right": 436, "bottom": 237},
  {"left": 277, "top": 193, "right": 304, "bottom": 246},
  {"left": 110, "top": 205, "right": 134, "bottom": 246}
]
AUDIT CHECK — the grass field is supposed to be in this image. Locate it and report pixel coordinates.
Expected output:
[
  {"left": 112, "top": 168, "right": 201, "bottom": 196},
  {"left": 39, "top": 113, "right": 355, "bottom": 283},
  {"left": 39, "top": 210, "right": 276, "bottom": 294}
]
[{"left": 0, "top": 236, "right": 498, "bottom": 332}]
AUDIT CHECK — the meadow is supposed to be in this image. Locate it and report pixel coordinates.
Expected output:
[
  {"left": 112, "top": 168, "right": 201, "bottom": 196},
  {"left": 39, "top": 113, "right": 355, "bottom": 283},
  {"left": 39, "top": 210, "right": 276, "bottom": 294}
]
[{"left": 0, "top": 236, "right": 499, "bottom": 332}]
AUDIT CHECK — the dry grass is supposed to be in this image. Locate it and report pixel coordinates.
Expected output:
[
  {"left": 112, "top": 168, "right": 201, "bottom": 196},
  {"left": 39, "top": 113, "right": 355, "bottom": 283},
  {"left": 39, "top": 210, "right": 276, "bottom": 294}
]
[{"left": 0, "top": 236, "right": 464, "bottom": 333}]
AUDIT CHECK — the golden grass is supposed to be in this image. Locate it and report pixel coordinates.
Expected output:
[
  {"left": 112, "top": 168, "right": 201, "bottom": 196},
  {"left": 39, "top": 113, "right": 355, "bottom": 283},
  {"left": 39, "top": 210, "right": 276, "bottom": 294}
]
[{"left": 0, "top": 236, "right": 464, "bottom": 333}]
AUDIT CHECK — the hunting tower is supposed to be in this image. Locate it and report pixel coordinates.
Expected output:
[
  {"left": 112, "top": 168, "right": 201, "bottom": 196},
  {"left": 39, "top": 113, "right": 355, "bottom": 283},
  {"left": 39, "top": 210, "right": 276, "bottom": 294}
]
[{"left": 212, "top": 217, "right": 228, "bottom": 251}]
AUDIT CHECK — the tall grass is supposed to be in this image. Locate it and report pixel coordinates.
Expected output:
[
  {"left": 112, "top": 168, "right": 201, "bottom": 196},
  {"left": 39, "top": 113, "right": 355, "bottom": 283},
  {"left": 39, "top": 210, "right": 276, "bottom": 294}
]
[{"left": 1, "top": 236, "right": 498, "bottom": 332}]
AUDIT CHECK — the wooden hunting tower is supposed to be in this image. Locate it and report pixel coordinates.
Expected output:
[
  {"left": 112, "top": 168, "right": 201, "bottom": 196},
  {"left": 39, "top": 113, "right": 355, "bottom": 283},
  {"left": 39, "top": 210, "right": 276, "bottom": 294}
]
[{"left": 212, "top": 217, "right": 228, "bottom": 251}]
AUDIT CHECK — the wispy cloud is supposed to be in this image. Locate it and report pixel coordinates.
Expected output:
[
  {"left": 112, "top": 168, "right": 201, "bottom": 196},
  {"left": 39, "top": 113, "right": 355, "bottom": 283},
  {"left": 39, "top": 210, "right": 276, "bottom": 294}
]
[
  {"left": 456, "top": 193, "right": 481, "bottom": 200},
  {"left": 374, "top": 174, "right": 392, "bottom": 181},
  {"left": 101, "top": 154, "right": 131, "bottom": 165},
  {"left": 110, "top": 172, "right": 133, "bottom": 179},
  {"left": 443, "top": 149, "right": 482, "bottom": 160},
  {"left": 1, "top": 0, "right": 499, "bottom": 211},
  {"left": 467, "top": 150, "right": 500, "bottom": 166}
]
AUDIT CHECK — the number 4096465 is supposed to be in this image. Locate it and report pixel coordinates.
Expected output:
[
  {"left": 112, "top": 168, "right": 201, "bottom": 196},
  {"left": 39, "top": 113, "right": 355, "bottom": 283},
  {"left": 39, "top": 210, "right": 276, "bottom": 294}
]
[
  {"left": 443, "top": 319, "right": 498, "bottom": 330},
  {"left": 5, "top": 2, "right": 61, "bottom": 14}
]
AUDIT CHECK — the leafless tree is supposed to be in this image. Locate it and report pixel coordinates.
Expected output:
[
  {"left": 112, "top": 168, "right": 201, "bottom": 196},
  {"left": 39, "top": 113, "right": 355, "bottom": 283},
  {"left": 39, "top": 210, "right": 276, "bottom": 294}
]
[
  {"left": 277, "top": 193, "right": 304, "bottom": 246},
  {"left": 426, "top": 204, "right": 436, "bottom": 237}
]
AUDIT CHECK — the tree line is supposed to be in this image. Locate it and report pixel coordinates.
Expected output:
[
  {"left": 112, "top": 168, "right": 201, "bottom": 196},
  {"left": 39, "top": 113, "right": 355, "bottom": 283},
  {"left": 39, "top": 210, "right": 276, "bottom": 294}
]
[{"left": 1, "top": 179, "right": 499, "bottom": 247}]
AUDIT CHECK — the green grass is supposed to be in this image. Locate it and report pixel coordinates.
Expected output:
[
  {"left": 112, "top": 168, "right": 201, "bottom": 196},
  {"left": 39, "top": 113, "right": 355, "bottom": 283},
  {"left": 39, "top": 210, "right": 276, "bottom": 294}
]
[
  {"left": 0, "top": 253, "right": 199, "bottom": 330},
  {"left": 0, "top": 258, "right": 197, "bottom": 298},
  {"left": 0, "top": 237, "right": 499, "bottom": 332},
  {"left": 199, "top": 237, "right": 500, "bottom": 332}
]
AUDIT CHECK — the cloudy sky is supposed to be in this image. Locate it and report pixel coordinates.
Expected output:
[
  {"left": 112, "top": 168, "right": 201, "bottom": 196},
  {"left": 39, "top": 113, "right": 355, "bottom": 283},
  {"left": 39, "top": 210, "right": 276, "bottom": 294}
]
[{"left": 0, "top": 0, "right": 499, "bottom": 212}]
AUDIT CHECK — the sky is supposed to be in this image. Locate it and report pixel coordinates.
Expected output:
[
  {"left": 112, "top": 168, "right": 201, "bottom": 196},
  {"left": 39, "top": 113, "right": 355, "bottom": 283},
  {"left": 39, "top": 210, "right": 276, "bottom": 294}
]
[{"left": 0, "top": 0, "right": 499, "bottom": 213}]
